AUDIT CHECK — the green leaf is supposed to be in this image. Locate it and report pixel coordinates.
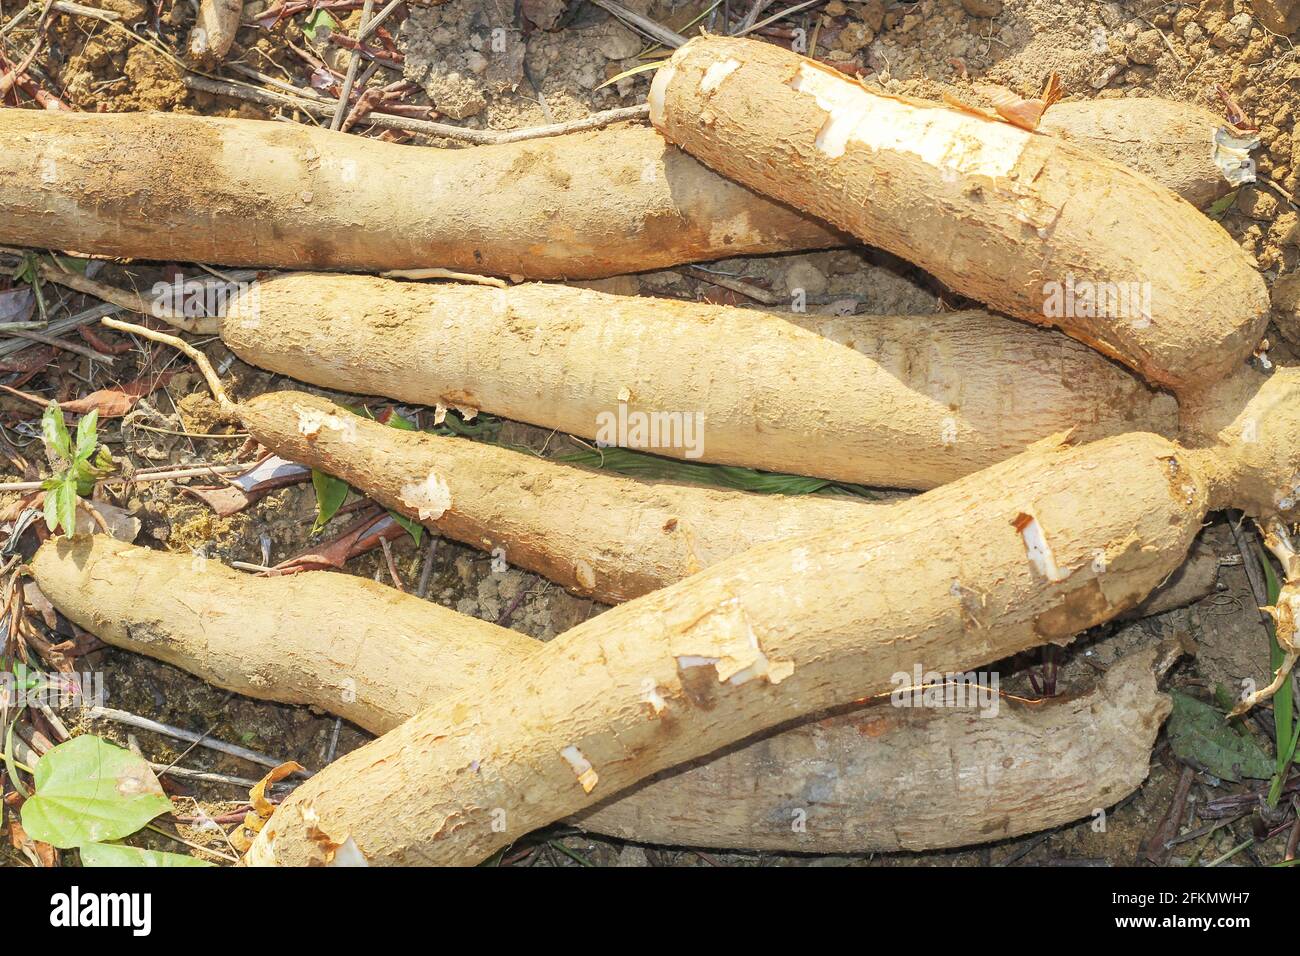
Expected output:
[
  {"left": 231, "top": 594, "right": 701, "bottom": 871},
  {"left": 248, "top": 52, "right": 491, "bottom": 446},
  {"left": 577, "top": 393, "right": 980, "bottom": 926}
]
[
  {"left": 388, "top": 509, "right": 424, "bottom": 546},
  {"left": 43, "top": 482, "right": 62, "bottom": 534},
  {"left": 311, "top": 469, "right": 349, "bottom": 534},
  {"left": 74, "top": 408, "right": 99, "bottom": 461},
  {"left": 20, "top": 736, "right": 174, "bottom": 848},
  {"left": 382, "top": 410, "right": 417, "bottom": 431},
  {"left": 11, "top": 662, "right": 40, "bottom": 693},
  {"left": 1206, "top": 188, "right": 1239, "bottom": 221},
  {"left": 80, "top": 842, "right": 213, "bottom": 867},
  {"left": 555, "top": 446, "right": 880, "bottom": 498},
  {"left": 41, "top": 402, "right": 71, "bottom": 460},
  {"left": 58, "top": 474, "right": 78, "bottom": 535},
  {"left": 1167, "top": 690, "right": 1275, "bottom": 782},
  {"left": 49, "top": 254, "right": 90, "bottom": 276},
  {"left": 302, "top": 9, "right": 339, "bottom": 40}
]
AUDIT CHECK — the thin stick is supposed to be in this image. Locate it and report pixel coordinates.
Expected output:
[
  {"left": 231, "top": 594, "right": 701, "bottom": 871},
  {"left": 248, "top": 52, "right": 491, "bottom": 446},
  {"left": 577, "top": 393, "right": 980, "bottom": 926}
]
[
  {"left": 0, "top": 271, "right": 256, "bottom": 361},
  {"left": 100, "top": 316, "right": 235, "bottom": 415},
  {"left": 415, "top": 535, "right": 438, "bottom": 599},
  {"left": 379, "top": 536, "right": 404, "bottom": 591},
  {"left": 0, "top": 462, "right": 256, "bottom": 493},
  {"left": 735, "top": 0, "right": 822, "bottom": 37},
  {"left": 6, "top": 328, "right": 114, "bottom": 363},
  {"left": 330, "top": 0, "right": 374, "bottom": 132},
  {"left": 379, "top": 268, "right": 508, "bottom": 286},
  {"left": 87, "top": 705, "right": 308, "bottom": 774},
  {"left": 0, "top": 4, "right": 37, "bottom": 39},
  {"left": 686, "top": 265, "right": 781, "bottom": 304},
  {"left": 48, "top": 0, "right": 121, "bottom": 23},
  {"left": 184, "top": 74, "right": 650, "bottom": 145},
  {"left": 356, "top": 0, "right": 401, "bottom": 41},
  {"left": 591, "top": 0, "right": 688, "bottom": 48},
  {"left": 40, "top": 263, "right": 216, "bottom": 334}
]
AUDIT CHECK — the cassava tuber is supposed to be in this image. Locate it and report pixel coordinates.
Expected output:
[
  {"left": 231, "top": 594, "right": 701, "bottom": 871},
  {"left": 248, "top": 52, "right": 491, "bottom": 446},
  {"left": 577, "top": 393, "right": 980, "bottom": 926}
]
[
  {"left": 221, "top": 273, "right": 1177, "bottom": 490},
  {"left": 1037, "top": 98, "right": 1238, "bottom": 210},
  {"left": 238, "top": 390, "right": 880, "bottom": 603},
  {"left": 647, "top": 36, "right": 1269, "bottom": 395},
  {"left": 239, "top": 392, "right": 1220, "bottom": 607},
  {"left": 30, "top": 537, "right": 1174, "bottom": 854},
  {"left": 0, "top": 111, "right": 839, "bottom": 278},
  {"left": 233, "top": 435, "right": 1227, "bottom": 863}
]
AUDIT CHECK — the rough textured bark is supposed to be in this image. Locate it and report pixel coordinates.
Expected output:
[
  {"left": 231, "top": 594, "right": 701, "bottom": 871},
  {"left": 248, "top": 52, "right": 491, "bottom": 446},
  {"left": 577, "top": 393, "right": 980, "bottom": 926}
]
[
  {"left": 242, "top": 393, "right": 1235, "bottom": 606},
  {"left": 29, "top": 536, "right": 521, "bottom": 733},
  {"left": 0, "top": 112, "right": 839, "bottom": 278},
  {"left": 31, "top": 537, "right": 1173, "bottom": 854},
  {"left": 238, "top": 431, "right": 1215, "bottom": 865},
  {"left": 222, "top": 274, "right": 1177, "bottom": 490},
  {"left": 577, "top": 647, "right": 1170, "bottom": 851},
  {"left": 239, "top": 391, "right": 879, "bottom": 603},
  {"left": 648, "top": 36, "right": 1269, "bottom": 395}
]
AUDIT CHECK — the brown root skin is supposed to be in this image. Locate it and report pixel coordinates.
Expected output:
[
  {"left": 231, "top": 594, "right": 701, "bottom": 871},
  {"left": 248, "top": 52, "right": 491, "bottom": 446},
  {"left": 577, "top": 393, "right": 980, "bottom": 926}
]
[
  {"left": 577, "top": 647, "right": 1170, "bottom": 851},
  {"left": 245, "top": 392, "right": 1233, "bottom": 609},
  {"left": 0, "top": 111, "right": 839, "bottom": 279},
  {"left": 238, "top": 391, "right": 880, "bottom": 603},
  {"left": 649, "top": 36, "right": 1269, "bottom": 396},
  {"left": 244, "top": 432, "right": 1206, "bottom": 865},
  {"left": 30, "top": 537, "right": 1172, "bottom": 854},
  {"left": 188, "top": 0, "right": 241, "bottom": 62},
  {"left": 222, "top": 273, "right": 1177, "bottom": 490}
]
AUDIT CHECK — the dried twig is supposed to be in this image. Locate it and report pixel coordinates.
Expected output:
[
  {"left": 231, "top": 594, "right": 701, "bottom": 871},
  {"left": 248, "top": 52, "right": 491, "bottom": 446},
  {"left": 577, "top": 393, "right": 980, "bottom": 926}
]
[
  {"left": 88, "top": 705, "right": 307, "bottom": 774},
  {"left": 330, "top": 0, "right": 375, "bottom": 132},
  {"left": 100, "top": 317, "right": 235, "bottom": 415},
  {"left": 185, "top": 73, "right": 650, "bottom": 144}
]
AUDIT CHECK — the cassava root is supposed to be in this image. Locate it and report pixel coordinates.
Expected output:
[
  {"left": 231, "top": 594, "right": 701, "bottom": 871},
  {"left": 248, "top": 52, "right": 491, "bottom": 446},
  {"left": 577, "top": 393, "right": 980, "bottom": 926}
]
[
  {"left": 30, "top": 536, "right": 1174, "bottom": 854},
  {"left": 0, "top": 112, "right": 839, "bottom": 278},
  {"left": 648, "top": 36, "right": 1269, "bottom": 395},
  {"left": 0, "top": 98, "right": 1242, "bottom": 280},
  {"left": 239, "top": 391, "right": 1223, "bottom": 608},
  {"left": 238, "top": 390, "right": 880, "bottom": 603},
  {"left": 221, "top": 273, "right": 1177, "bottom": 491}
]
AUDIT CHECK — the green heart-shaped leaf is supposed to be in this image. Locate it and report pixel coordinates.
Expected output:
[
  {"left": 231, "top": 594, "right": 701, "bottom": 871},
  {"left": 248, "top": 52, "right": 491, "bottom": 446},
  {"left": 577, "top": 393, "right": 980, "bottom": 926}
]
[
  {"left": 21, "top": 736, "right": 174, "bottom": 848},
  {"left": 80, "top": 842, "right": 213, "bottom": 867}
]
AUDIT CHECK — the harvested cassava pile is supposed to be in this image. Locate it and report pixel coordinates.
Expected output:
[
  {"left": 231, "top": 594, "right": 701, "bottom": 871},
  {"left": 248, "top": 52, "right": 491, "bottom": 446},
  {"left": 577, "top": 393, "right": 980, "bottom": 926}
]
[
  {"left": 9, "top": 19, "right": 1297, "bottom": 873},
  {"left": 31, "top": 537, "right": 1176, "bottom": 854},
  {"left": 235, "top": 405, "right": 1294, "bottom": 863}
]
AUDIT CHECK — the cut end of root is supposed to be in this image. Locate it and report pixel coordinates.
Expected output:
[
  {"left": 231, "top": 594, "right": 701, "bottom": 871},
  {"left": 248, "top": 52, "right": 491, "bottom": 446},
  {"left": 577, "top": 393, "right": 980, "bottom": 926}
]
[{"left": 647, "top": 62, "right": 676, "bottom": 127}]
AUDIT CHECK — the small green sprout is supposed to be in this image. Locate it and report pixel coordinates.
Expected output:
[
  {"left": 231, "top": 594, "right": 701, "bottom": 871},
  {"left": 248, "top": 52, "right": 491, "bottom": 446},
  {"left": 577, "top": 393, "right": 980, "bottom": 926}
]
[{"left": 39, "top": 403, "right": 113, "bottom": 536}]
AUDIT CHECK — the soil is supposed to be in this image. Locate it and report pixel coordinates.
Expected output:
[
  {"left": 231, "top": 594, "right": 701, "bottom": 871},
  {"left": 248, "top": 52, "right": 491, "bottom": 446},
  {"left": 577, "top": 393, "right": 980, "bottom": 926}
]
[{"left": 0, "top": 0, "right": 1297, "bottom": 867}]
